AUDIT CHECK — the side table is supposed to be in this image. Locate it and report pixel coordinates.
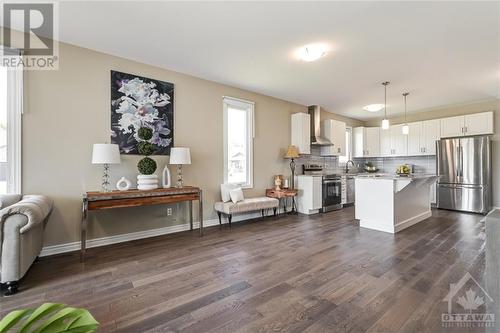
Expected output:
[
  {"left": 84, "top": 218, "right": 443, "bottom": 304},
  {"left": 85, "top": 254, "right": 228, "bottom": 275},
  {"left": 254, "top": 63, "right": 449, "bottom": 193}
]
[{"left": 266, "top": 188, "right": 298, "bottom": 214}]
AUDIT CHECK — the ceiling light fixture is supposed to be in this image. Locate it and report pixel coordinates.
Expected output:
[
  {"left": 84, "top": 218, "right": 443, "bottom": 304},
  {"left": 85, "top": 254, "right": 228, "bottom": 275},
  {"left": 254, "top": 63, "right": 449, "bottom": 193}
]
[
  {"left": 363, "top": 104, "right": 385, "bottom": 112},
  {"left": 381, "top": 81, "right": 390, "bottom": 130},
  {"left": 296, "top": 43, "right": 329, "bottom": 62},
  {"left": 402, "top": 92, "right": 410, "bottom": 135}
]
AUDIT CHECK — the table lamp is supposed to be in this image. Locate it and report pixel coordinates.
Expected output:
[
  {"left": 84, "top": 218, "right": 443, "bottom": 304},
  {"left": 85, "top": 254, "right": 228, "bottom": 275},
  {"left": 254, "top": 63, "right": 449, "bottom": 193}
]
[
  {"left": 284, "top": 145, "right": 300, "bottom": 189},
  {"left": 170, "top": 147, "right": 191, "bottom": 188},
  {"left": 92, "top": 143, "right": 121, "bottom": 192}
]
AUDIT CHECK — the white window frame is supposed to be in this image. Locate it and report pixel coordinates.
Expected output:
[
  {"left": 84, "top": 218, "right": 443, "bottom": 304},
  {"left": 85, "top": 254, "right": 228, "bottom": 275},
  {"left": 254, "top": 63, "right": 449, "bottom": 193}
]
[
  {"left": 339, "top": 126, "right": 352, "bottom": 165},
  {"left": 1, "top": 48, "right": 23, "bottom": 194},
  {"left": 223, "top": 96, "right": 254, "bottom": 188}
]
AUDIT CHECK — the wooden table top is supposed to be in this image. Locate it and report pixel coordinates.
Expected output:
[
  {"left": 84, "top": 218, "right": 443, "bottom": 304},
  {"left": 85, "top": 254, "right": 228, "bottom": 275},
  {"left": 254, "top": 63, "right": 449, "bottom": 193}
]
[
  {"left": 85, "top": 186, "right": 200, "bottom": 201},
  {"left": 266, "top": 188, "right": 298, "bottom": 198}
]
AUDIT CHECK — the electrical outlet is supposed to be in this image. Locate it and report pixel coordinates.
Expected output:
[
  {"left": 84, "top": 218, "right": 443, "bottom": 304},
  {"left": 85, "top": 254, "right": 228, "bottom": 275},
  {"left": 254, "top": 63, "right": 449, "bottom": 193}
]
[{"left": 167, "top": 208, "right": 173, "bottom": 216}]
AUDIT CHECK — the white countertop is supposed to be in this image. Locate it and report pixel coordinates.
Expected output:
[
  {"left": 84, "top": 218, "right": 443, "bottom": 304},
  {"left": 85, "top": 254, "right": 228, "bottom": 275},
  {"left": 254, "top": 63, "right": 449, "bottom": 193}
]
[{"left": 354, "top": 174, "right": 437, "bottom": 180}]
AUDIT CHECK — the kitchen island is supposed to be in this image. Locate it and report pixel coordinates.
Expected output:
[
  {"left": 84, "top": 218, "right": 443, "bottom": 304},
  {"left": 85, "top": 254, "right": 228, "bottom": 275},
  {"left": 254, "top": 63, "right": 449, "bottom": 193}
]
[{"left": 355, "top": 174, "right": 438, "bottom": 233}]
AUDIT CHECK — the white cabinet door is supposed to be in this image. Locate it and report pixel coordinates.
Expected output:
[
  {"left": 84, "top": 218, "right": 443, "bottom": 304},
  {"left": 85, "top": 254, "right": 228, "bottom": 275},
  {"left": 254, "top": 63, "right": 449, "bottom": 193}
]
[
  {"left": 407, "top": 122, "right": 422, "bottom": 156},
  {"left": 464, "top": 112, "right": 493, "bottom": 136},
  {"left": 380, "top": 127, "right": 392, "bottom": 157},
  {"left": 440, "top": 115, "right": 464, "bottom": 138},
  {"left": 291, "top": 113, "right": 310, "bottom": 154},
  {"left": 320, "top": 119, "right": 346, "bottom": 156},
  {"left": 312, "top": 176, "right": 323, "bottom": 210},
  {"left": 422, "top": 119, "right": 440, "bottom": 155},
  {"left": 353, "top": 127, "right": 364, "bottom": 158},
  {"left": 365, "top": 127, "right": 380, "bottom": 157},
  {"left": 391, "top": 124, "right": 408, "bottom": 156}
]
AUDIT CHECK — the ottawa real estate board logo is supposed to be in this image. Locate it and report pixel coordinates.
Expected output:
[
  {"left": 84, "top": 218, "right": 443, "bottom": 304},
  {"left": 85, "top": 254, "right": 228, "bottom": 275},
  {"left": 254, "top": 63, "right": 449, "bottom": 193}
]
[
  {"left": 442, "top": 272, "right": 495, "bottom": 328},
  {"left": 1, "top": 2, "right": 59, "bottom": 70}
]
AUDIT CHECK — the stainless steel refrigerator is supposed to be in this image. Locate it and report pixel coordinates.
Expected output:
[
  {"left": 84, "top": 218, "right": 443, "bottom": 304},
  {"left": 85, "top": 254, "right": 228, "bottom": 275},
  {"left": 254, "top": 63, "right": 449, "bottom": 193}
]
[{"left": 436, "top": 135, "right": 491, "bottom": 214}]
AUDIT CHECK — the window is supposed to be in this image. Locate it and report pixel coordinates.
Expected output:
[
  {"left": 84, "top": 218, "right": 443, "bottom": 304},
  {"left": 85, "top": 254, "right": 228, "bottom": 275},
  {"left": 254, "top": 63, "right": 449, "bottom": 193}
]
[
  {"left": 223, "top": 96, "right": 254, "bottom": 188},
  {"left": 0, "top": 49, "right": 23, "bottom": 194},
  {"left": 339, "top": 127, "right": 352, "bottom": 164}
]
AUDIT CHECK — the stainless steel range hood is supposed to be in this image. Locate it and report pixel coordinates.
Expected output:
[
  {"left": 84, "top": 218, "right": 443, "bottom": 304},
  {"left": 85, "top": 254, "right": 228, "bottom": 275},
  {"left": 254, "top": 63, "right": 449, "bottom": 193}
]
[{"left": 308, "top": 105, "right": 332, "bottom": 146}]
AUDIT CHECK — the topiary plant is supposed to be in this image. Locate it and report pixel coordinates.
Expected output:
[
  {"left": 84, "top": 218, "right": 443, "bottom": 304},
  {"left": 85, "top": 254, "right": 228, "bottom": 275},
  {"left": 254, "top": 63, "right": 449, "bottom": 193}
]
[
  {"left": 137, "top": 127, "right": 157, "bottom": 175},
  {"left": 137, "top": 157, "right": 157, "bottom": 175},
  {"left": 0, "top": 303, "right": 99, "bottom": 333}
]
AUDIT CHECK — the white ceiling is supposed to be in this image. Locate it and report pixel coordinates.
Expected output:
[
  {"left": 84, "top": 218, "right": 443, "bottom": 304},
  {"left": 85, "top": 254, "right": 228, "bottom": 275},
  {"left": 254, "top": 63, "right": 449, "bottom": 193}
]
[{"left": 6, "top": 1, "right": 500, "bottom": 120}]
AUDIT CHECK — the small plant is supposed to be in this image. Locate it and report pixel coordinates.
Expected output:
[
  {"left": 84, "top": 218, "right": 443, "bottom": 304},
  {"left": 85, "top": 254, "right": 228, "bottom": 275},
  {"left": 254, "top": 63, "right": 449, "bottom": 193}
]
[
  {"left": 137, "top": 126, "right": 157, "bottom": 175},
  {"left": 0, "top": 303, "right": 99, "bottom": 333}
]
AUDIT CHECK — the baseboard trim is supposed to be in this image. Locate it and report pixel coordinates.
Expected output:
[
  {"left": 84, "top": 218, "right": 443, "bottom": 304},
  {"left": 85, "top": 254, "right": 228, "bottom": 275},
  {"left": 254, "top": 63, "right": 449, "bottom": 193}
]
[
  {"left": 394, "top": 210, "right": 432, "bottom": 233},
  {"left": 40, "top": 211, "right": 262, "bottom": 257}
]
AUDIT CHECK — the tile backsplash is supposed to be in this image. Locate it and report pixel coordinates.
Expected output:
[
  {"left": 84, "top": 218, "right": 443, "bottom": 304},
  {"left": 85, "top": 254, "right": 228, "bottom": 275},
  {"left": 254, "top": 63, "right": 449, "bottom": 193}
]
[{"left": 295, "top": 146, "right": 436, "bottom": 175}]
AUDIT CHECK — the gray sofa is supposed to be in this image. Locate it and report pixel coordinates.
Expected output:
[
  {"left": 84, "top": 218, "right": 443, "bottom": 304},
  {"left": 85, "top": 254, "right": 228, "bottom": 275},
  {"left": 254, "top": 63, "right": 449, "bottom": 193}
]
[{"left": 0, "top": 194, "right": 52, "bottom": 296}]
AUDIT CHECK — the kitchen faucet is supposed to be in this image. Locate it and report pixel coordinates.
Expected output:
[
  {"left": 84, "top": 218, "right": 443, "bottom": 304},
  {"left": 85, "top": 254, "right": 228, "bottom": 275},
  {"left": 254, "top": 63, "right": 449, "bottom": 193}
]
[{"left": 345, "top": 160, "right": 355, "bottom": 174}]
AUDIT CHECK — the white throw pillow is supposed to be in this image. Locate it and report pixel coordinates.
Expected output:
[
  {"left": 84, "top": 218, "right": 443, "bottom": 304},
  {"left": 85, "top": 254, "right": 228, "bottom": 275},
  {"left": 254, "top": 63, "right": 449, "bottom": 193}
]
[
  {"left": 229, "top": 187, "right": 244, "bottom": 204},
  {"left": 221, "top": 183, "right": 238, "bottom": 202}
]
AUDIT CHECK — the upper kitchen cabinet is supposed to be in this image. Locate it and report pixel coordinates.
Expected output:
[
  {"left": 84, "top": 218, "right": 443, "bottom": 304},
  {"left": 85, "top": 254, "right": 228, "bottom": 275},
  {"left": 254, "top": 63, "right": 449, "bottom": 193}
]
[
  {"left": 422, "top": 119, "right": 441, "bottom": 155},
  {"left": 381, "top": 125, "right": 408, "bottom": 156},
  {"left": 320, "top": 119, "right": 346, "bottom": 156},
  {"left": 353, "top": 127, "right": 380, "bottom": 157},
  {"left": 440, "top": 111, "right": 493, "bottom": 138},
  {"left": 291, "top": 112, "right": 310, "bottom": 154},
  {"left": 407, "top": 119, "right": 441, "bottom": 156}
]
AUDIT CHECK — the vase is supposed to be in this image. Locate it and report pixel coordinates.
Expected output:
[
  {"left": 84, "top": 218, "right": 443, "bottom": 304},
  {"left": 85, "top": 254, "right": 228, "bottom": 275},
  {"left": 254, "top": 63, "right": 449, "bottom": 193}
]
[
  {"left": 116, "top": 177, "right": 132, "bottom": 191},
  {"left": 137, "top": 174, "right": 158, "bottom": 190},
  {"left": 162, "top": 165, "right": 171, "bottom": 188}
]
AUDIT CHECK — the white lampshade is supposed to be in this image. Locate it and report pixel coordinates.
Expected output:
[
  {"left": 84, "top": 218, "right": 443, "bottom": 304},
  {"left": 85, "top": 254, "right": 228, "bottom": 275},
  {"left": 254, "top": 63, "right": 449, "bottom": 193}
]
[
  {"left": 170, "top": 147, "right": 191, "bottom": 165},
  {"left": 92, "top": 144, "right": 121, "bottom": 164},
  {"left": 381, "top": 118, "right": 390, "bottom": 130},
  {"left": 402, "top": 124, "right": 409, "bottom": 135}
]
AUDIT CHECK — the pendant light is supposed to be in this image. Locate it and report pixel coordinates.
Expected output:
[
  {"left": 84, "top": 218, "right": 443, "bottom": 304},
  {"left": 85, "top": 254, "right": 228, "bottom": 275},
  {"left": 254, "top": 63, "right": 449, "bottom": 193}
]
[
  {"left": 381, "top": 81, "right": 390, "bottom": 130},
  {"left": 402, "top": 92, "right": 410, "bottom": 135}
]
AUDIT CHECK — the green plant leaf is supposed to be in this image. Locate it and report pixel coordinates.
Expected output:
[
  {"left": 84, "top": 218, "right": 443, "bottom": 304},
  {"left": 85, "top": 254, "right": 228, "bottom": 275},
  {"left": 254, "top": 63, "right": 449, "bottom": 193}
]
[
  {"left": 0, "top": 304, "right": 98, "bottom": 333},
  {"left": 19, "top": 303, "right": 64, "bottom": 333},
  {"left": 0, "top": 309, "right": 33, "bottom": 333}
]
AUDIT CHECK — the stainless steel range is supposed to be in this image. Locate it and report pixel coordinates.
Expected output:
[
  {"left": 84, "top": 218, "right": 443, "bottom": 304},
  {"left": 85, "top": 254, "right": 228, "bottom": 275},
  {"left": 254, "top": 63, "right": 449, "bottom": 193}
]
[{"left": 303, "top": 164, "right": 343, "bottom": 212}]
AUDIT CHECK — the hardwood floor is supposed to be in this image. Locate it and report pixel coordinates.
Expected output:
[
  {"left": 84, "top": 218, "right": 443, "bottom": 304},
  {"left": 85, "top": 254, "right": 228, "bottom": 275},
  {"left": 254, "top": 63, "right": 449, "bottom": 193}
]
[{"left": 0, "top": 207, "right": 487, "bottom": 332}]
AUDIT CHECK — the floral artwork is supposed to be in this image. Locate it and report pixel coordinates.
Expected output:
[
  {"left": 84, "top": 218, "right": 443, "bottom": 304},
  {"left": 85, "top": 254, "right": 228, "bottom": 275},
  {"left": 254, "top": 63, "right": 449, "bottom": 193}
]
[{"left": 111, "top": 70, "right": 174, "bottom": 155}]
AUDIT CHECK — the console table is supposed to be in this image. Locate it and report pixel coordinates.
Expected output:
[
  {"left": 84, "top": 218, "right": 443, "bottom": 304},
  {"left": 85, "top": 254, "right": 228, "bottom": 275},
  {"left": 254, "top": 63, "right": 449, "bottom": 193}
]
[{"left": 81, "top": 186, "right": 203, "bottom": 261}]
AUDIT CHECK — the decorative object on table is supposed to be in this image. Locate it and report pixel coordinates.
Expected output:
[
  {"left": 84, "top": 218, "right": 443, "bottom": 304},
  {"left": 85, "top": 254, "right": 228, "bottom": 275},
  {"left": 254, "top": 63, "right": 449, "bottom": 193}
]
[
  {"left": 363, "top": 162, "right": 379, "bottom": 173},
  {"left": 396, "top": 164, "right": 411, "bottom": 176},
  {"left": 284, "top": 145, "right": 300, "bottom": 189},
  {"left": 92, "top": 143, "right": 121, "bottom": 192},
  {"left": 0, "top": 303, "right": 99, "bottom": 332},
  {"left": 381, "top": 81, "right": 390, "bottom": 130},
  {"left": 136, "top": 126, "right": 159, "bottom": 190},
  {"left": 283, "top": 178, "right": 289, "bottom": 189},
  {"left": 116, "top": 177, "right": 132, "bottom": 191},
  {"left": 170, "top": 147, "right": 191, "bottom": 188},
  {"left": 110, "top": 70, "right": 174, "bottom": 155},
  {"left": 274, "top": 175, "right": 283, "bottom": 190},
  {"left": 162, "top": 165, "right": 171, "bottom": 188}
]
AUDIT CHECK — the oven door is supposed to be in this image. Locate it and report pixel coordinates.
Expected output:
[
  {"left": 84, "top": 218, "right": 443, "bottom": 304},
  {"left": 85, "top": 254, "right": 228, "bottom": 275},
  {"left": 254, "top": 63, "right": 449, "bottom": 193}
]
[{"left": 322, "top": 179, "right": 342, "bottom": 212}]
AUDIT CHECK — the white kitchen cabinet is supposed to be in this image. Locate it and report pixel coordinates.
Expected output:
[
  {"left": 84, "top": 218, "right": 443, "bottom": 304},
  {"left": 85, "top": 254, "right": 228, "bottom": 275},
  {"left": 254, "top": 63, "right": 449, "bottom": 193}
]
[
  {"left": 381, "top": 125, "right": 407, "bottom": 156},
  {"left": 353, "top": 127, "right": 380, "bottom": 157},
  {"left": 296, "top": 175, "right": 322, "bottom": 215},
  {"left": 320, "top": 119, "right": 346, "bottom": 156},
  {"left": 440, "top": 115, "right": 465, "bottom": 138},
  {"left": 291, "top": 113, "right": 310, "bottom": 154},
  {"left": 422, "top": 119, "right": 441, "bottom": 155},
  {"left": 440, "top": 112, "right": 493, "bottom": 138},
  {"left": 407, "top": 119, "right": 440, "bottom": 156},
  {"left": 407, "top": 122, "right": 422, "bottom": 156},
  {"left": 464, "top": 112, "right": 494, "bottom": 136}
]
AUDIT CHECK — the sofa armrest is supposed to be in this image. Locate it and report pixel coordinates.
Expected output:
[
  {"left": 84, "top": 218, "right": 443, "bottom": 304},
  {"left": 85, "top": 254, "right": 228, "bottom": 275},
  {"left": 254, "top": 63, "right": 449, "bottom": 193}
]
[{"left": 0, "top": 195, "right": 53, "bottom": 234}]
